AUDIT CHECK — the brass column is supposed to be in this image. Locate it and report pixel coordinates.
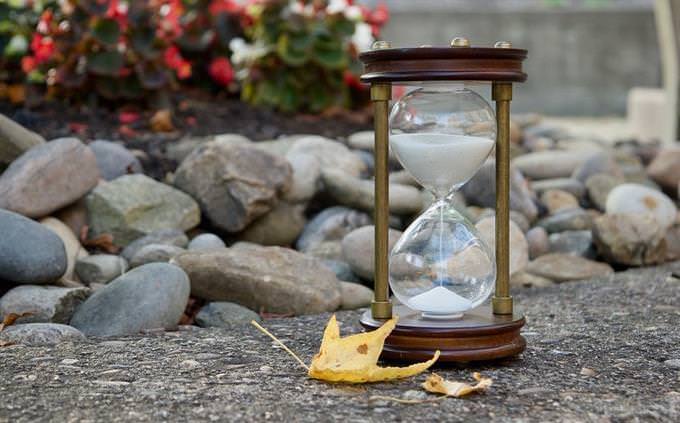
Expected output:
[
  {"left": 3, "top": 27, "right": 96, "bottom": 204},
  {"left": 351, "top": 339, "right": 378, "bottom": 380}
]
[
  {"left": 491, "top": 82, "right": 514, "bottom": 316},
  {"left": 371, "top": 83, "right": 392, "bottom": 320}
]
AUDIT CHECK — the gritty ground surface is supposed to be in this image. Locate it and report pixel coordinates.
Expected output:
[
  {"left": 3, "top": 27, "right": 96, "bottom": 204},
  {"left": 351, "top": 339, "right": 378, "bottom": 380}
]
[{"left": 1, "top": 263, "right": 679, "bottom": 422}]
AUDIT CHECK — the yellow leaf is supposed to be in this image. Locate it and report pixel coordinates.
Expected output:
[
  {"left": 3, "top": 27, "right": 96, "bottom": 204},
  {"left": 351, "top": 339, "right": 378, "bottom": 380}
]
[
  {"left": 422, "top": 372, "right": 492, "bottom": 397},
  {"left": 308, "top": 315, "right": 440, "bottom": 383}
]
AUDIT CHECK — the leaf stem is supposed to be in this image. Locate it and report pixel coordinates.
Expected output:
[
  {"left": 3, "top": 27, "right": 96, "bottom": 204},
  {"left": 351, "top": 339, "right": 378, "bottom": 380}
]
[{"left": 250, "top": 320, "right": 309, "bottom": 371}]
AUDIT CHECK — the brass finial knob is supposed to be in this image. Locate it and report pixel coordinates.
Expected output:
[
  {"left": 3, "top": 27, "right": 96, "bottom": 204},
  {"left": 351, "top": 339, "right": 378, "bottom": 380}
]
[
  {"left": 372, "top": 40, "right": 391, "bottom": 50},
  {"left": 450, "top": 37, "right": 470, "bottom": 48},
  {"left": 494, "top": 41, "right": 512, "bottom": 48}
]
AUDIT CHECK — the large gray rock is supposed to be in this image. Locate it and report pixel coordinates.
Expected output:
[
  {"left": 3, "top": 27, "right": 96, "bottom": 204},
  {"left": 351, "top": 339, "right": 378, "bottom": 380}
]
[
  {"left": 0, "top": 137, "right": 99, "bottom": 218},
  {"left": 129, "top": 244, "right": 185, "bottom": 268},
  {"left": 194, "top": 302, "right": 261, "bottom": 328},
  {"left": 341, "top": 226, "right": 402, "bottom": 281},
  {"left": 592, "top": 213, "right": 667, "bottom": 266},
  {"left": 462, "top": 160, "right": 538, "bottom": 221},
  {"left": 0, "top": 285, "right": 89, "bottom": 324},
  {"left": 239, "top": 202, "right": 306, "bottom": 246},
  {"left": 536, "top": 208, "right": 592, "bottom": 233},
  {"left": 89, "top": 140, "right": 143, "bottom": 181},
  {"left": 0, "top": 113, "right": 45, "bottom": 165},
  {"left": 296, "top": 206, "right": 371, "bottom": 253},
  {"left": 171, "top": 246, "right": 341, "bottom": 315},
  {"left": 187, "top": 233, "right": 226, "bottom": 251},
  {"left": 512, "top": 150, "right": 597, "bottom": 180},
  {"left": 70, "top": 263, "right": 190, "bottom": 337},
  {"left": 75, "top": 254, "right": 128, "bottom": 285},
  {"left": 548, "top": 230, "right": 595, "bottom": 258},
  {"left": 0, "top": 209, "right": 67, "bottom": 285},
  {"left": 605, "top": 183, "right": 677, "bottom": 230},
  {"left": 0, "top": 323, "right": 84, "bottom": 346},
  {"left": 646, "top": 146, "right": 680, "bottom": 191},
  {"left": 86, "top": 174, "right": 200, "bottom": 247},
  {"left": 288, "top": 135, "right": 366, "bottom": 177},
  {"left": 121, "top": 229, "right": 189, "bottom": 261},
  {"left": 174, "top": 142, "right": 291, "bottom": 232},
  {"left": 320, "top": 259, "right": 362, "bottom": 283},
  {"left": 339, "top": 281, "right": 373, "bottom": 310},
  {"left": 525, "top": 253, "right": 613, "bottom": 282}
]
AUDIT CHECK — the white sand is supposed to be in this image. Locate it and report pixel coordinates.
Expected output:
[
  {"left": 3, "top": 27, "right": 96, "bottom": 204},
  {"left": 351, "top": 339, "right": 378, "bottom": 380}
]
[{"left": 407, "top": 285, "right": 473, "bottom": 314}]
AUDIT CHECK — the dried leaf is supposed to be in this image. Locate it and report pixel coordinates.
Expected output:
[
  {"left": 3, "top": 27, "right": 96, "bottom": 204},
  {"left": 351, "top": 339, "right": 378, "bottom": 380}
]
[
  {"left": 0, "top": 340, "right": 16, "bottom": 347},
  {"left": 0, "top": 312, "right": 34, "bottom": 332},
  {"left": 308, "top": 315, "right": 439, "bottom": 383},
  {"left": 150, "top": 109, "right": 175, "bottom": 132},
  {"left": 422, "top": 372, "right": 492, "bottom": 397}
]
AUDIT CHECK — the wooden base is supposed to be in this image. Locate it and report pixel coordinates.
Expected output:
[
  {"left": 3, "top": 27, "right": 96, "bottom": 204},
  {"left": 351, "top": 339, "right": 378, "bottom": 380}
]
[{"left": 360, "top": 304, "right": 526, "bottom": 363}]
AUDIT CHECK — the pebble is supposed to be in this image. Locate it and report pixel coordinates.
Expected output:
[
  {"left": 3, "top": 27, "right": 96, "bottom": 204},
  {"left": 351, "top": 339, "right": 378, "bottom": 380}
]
[
  {"left": 129, "top": 244, "right": 186, "bottom": 268},
  {"left": 664, "top": 359, "right": 680, "bottom": 369},
  {"left": 239, "top": 202, "right": 306, "bottom": 246},
  {"left": 75, "top": 254, "right": 128, "bottom": 285},
  {"left": 288, "top": 135, "right": 366, "bottom": 177},
  {"left": 0, "top": 323, "right": 85, "bottom": 346},
  {"left": 525, "top": 253, "right": 613, "bottom": 282},
  {"left": 605, "top": 183, "right": 677, "bottom": 230},
  {"left": 0, "top": 112, "right": 45, "bottom": 165},
  {"left": 476, "top": 216, "right": 529, "bottom": 276},
  {"left": 339, "top": 281, "right": 373, "bottom": 310},
  {"left": 321, "top": 259, "right": 362, "bottom": 283},
  {"left": 341, "top": 226, "right": 402, "bottom": 281},
  {"left": 585, "top": 173, "right": 624, "bottom": 212},
  {"left": 510, "top": 271, "right": 555, "bottom": 288},
  {"left": 540, "top": 190, "right": 580, "bottom": 215},
  {"left": 646, "top": 146, "right": 680, "bottom": 190},
  {"left": 592, "top": 213, "right": 666, "bottom": 266},
  {"left": 187, "top": 234, "right": 226, "bottom": 251},
  {"left": 296, "top": 207, "right": 371, "bottom": 253},
  {"left": 512, "top": 150, "right": 597, "bottom": 180},
  {"left": 40, "top": 217, "right": 88, "bottom": 283},
  {"left": 89, "top": 140, "right": 143, "bottom": 181},
  {"left": 282, "top": 152, "right": 321, "bottom": 203},
  {"left": 194, "top": 302, "right": 261, "bottom": 328},
  {"left": 531, "top": 178, "right": 585, "bottom": 198},
  {"left": 536, "top": 208, "right": 592, "bottom": 233},
  {"left": 571, "top": 152, "right": 623, "bottom": 183},
  {"left": 526, "top": 227, "right": 550, "bottom": 259},
  {"left": 579, "top": 367, "right": 597, "bottom": 377},
  {"left": 0, "top": 285, "right": 89, "bottom": 324},
  {"left": 548, "top": 230, "right": 595, "bottom": 258},
  {"left": 121, "top": 229, "right": 189, "bottom": 262}
]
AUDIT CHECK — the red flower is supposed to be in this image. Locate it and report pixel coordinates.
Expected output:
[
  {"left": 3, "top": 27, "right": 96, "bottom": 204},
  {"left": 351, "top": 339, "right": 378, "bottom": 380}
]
[
  {"left": 158, "top": 0, "right": 184, "bottom": 40},
  {"left": 106, "top": 0, "right": 129, "bottom": 31},
  {"left": 30, "top": 34, "right": 55, "bottom": 64},
  {"left": 177, "top": 61, "right": 192, "bottom": 79},
  {"left": 209, "top": 57, "right": 234, "bottom": 86},
  {"left": 118, "top": 111, "right": 140, "bottom": 124},
  {"left": 343, "top": 70, "right": 362, "bottom": 90},
  {"left": 164, "top": 46, "right": 192, "bottom": 79},
  {"left": 209, "top": 0, "right": 241, "bottom": 15},
  {"left": 21, "top": 56, "right": 37, "bottom": 73}
]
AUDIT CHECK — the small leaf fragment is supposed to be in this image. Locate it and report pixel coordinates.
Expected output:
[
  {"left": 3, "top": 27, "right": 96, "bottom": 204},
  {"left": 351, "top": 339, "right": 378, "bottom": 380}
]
[
  {"left": 422, "top": 372, "right": 492, "bottom": 397},
  {"left": 0, "top": 312, "right": 34, "bottom": 332}
]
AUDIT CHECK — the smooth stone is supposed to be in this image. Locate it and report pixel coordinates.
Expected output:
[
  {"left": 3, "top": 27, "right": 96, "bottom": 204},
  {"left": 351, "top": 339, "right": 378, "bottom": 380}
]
[
  {"left": 523, "top": 123, "right": 568, "bottom": 140},
  {"left": 585, "top": 173, "right": 625, "bottom": 212},
  {"left": 525, "top": 253, "right": 613, "bottom": 282},
  {"left": 354, "top": 150, "right": 375, "bottom": 176},
  {"left": 303, "top": 240, "right": 345, "bottom": 261},
  {"left": 510, "top": 211, "right": 531, "bottom": 233},
  {"left": 0, "top": 209, "right": 67, "bottom": 285},
  {"left": 0, "top": 113, "right": 45, "bottom": 165},
  {"left": 282, "top": 152, "right": 321, "bottom": 203},
  {"left": 87, "top": 174, "right": 200, "bottom": 247},
  {"left": 605, "top": 183, "right": 677, "bottom": 230},
  {"left": 194, "top": 302, "right": 261, "bottom": 328},
  {"left": 0, "top": 285, "right": 90, "bottom": 324},
  {"left": 167, "top": 134, "right": 252, "bottom": 163},
  {"left": 171, "top": 246, "right": 341, "bottom": 315},
  {"left": 129, "top": 244, "right": 185, "bottom": 268},
  {"left": 540, "top": 190, "right": 580, "bottom": 215},
  {"left": 476, "top": 216, "right": 529, "bottom": 276},
  {"left": 462, "top": 160, "right": 538, "bottom": 221},
  {"left": 69, "top": 263, "right": 190, "bottom": 336},
  {"left": 526, "top": 226, "right": 550, "bottom": 259},
  {"left": 510, "top": 271, "right": 555, "bottom": 288},
  {"left": 54, "top": 199, "right": 88, "bottom": 239},
  {"left": 89, "top": 140, "right": 143, "bottom": 181},
  {"left": 665, "top": 225, "right": 680, "bottom": 262},
  {"left": 524, "top": 136, "right": 554, "bottom": 152},
  {"left": 0, "top": 137, "right": 99, "bottom": 218},
  {"left": 548, "top": 230, "right": 595, "bottom": 258},
  {"left": 75, "top": 254, "right": 128, "bottom": 285},
  {"left": 389, "top": 170, "right": 419, "bottom": 187},
  {"left": 296, "top": 206, "right": 371, "bottom": 253},
  {"left": 187, "top": 234, "right": 226, "bottom": 251},
  {"left": 512, "top": 150, "right": 597, "bottom": 180},
  {"left": 341, "top": 226, "right": 402, "bottom": 281},
  {"left": 536, "top": 208, "right": 592, "bottom": 233},
  {"left": 121, "top": 229, "right": 189, "bottom": 262},
  {"left": 347, "top": 131, "right": 374, "bottom": 151},
  {"left": 556, "top": 137, "right": 606, "bottom": 153},
  {"left": 531, "top": 178, "right": 585, "bottom": 198},
  {"left": 510, "top": 119, "right": 522, "bottom": 144},
  {"left": 40, "top": 217, "right": 88, "bottom": 282},
  {"left": 339, "top": 281, "right": 373, "bottom": 310},
  {"left": 321, "top": 259, "right": 362, "bottom": 283},
  {"left": 174, "top": 142, "right": 291, "bottom": 232},
  {"left": 664, "top": 359, "right": 680, "bottom": 369},
  {"left": 592, "top": 213, "right": 666, "bottom": 266},
  {"left": 288, "top": 135, "right": 366, "bottom": 177},
  {"left": 321, "top": 169, "right": 422, "bottom": 216},
  {"left": 647, "top": 146, "right": 680, "bottom": 191},
  {"left": 239, "top": 202, "right": 306, "bottom": 246},
  {"left": 0, "top": 323, "right": 84, "bottom": 346},
  {"left": 571, "top": 152, "right": 623, "bottom": 183}
]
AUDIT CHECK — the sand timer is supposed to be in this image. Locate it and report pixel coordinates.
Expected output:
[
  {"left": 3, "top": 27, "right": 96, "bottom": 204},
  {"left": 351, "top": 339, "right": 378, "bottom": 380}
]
[{"left": 359, "top": 39, "right": 528, "bottom": 362}]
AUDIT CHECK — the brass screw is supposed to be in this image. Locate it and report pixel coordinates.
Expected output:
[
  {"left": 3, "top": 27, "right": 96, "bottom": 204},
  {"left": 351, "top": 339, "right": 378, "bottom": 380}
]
[
  {"left": 494, "top": 41, "right": 512, "bottom": 49},
  {"left": 450, "top": 37, "right": 470, "bottom": 48},
  {"left": 372, "top": 40, "right": 391, "bottom": 50}
]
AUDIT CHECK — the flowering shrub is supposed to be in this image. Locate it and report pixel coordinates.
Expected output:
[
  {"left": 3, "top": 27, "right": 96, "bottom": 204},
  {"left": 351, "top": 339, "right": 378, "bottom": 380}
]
[{"left": 233, "top": 0, "right": 388, "bottom": 112}]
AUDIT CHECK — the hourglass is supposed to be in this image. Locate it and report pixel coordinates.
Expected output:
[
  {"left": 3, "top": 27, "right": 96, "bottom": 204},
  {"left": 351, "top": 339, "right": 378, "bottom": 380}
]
[{"left": 359, "top": 39, "right": 528, "bottom": 362}]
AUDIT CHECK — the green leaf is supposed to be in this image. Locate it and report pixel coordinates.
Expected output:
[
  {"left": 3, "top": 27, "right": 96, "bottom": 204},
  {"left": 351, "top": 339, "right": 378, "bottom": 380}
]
[
  {"left": 276, "top": 33, "right": 311, "bottom": 66},
  {"left": 313, "top": 36, "right": 347, "bottom": 70},
  {"left": 86, "top": 51, "right": 124, "bottom": 76},
  {"left": 92, "top": 18, "right": 120, "bottom": 46},
  {"left": 131, "top": 27, "right": 159, "bottom": 60}
]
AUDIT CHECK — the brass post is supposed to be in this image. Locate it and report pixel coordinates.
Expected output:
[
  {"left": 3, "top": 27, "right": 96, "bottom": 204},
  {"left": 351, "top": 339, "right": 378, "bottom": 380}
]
[
  {"left": 371, "top": 83, "right": 392, "bottom": 320},
  {"left": 492, "top": 82, "right": 514, "bottom": 316}
]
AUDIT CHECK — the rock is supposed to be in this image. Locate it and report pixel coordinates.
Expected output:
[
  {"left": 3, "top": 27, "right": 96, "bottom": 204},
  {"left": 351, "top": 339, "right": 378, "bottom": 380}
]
[
  {"left": 321, "top": 169, "right": 422, "bottom": 216},
  {"left": 87, "top": 174, "right": 200, "bottom": 247},
  {"left": 540, "top": 190, "right": 580, "bottom": 215},
  {"left": 647, "top": 147, "right": 680, "bottom": 190},
  {"left": 174, "top": 142, "right": 291, "bottom": 233},
  {"left": 664, "top": 359, "right": 680, "bottom": 369},
  {"left": 531, "top": 178, "right": 585, "bottom": 198},
  {"left": 171, "top": 246, "right": 341, "bottom": 315},
  {"left": 347, "top": 130, "right": 374, "bottom": 151},
  {"left": 585, "top": 173, "right": 625, "bottom": 212},
  {"left": 304, "top": 240, "right": 345, "bottom": 261},
  {"left": 239, "top": 202, "right": 306, "bottom": 246},
  {"left": 571, "top": 152, "right": 623, "bottom": 183},
  {"left": 524, "top": 136, "right": 554, "bottom": 152},
  {"left": 525, "top": 253, "right": 613, "bottom": 282},
  {"left": 194, "top": 302, "right": 261, "bottom": 328},
  {"left": 665, "top": 225, "right": 680, "bottom": 261},
  {"left": 526, "top": 227, "right": 550, "bottom": 259},
  {"left": 0, "top": 285, "right": 89, "bottom": 324},
  {"left": 288, "top": 135, "right": 366, "bottom": 177},
  {"left": 354, "top": 150, "right": 374, "bottom": 176},
  {"left": 320, "top": 259, "right": 362, "bottom": 283},
  {"left": 462, "top": 160, "right": 538, "bottom": 221},
  {"left": 339, "top": 281, "right": 373, "bottom": 310},
  {"left": 187, "top": 234, "right": 226, "bottom": 251},
  {"left": 548, "top": 230, "right": 595, "bottom": 258},
  {"left": 40, "top": 217, "right": 88, "bottom": 282},
  {"left": 121, "top": 229, "right": 189, "bottom": 261},
  {"left": 251, "top": 136, "right": 300, "bottom": 156},
  {"left": 0, "top": 137, "right": 99, "bottom": 218},
  {"left": 0, "top": 323, "right": 84, "bottom": 346},
  {"left": 510, "top": 271, "right": 555, "bottom": 288},
  {"left": 389, "top": 170, "right": 419, "bottom": 187},
  {"left": 605, "top": 183, "right": 677, "bottom": 230},
  {"left": 282, "top": 152, "right": 321, "bottom": 203},
  {"left": 592, "top": 213, "right": 666, "bottom": 266},
  {"left": 0, "top": 113, "right": 45, "bottom": 165},
  {"left": 556, "top": 137, "right": 606, "bottom": 153},
  {"left": 70, "top": 263, "right": 190, "bottom": 336},
  {"left": 296, "top": 207, "right": 372, "bottom": 253},
  {"left": 512, "top": 150, "right": 597, "bottom": 180},
  {"left": 0, "top": 209, "right": 67, "bottom": 285},
  {"left": 510, "top": 211, "right": 531, "bottom": 233},
  {"left": 475, "top": 216, "right": 529, "bottom": 276},
  {"left": 130, "top": 244, "right": 185, "bottom": 268},
  {"left": 510, "top": 120, "right": 522, "bottom": 144},
  {"left": 75, "top": 254, "right": 128, "bottom": 285},
  {"left": 536, "top": 208, "right": 592, "bottom": 233},
  {"left": 88, "top": 140, "right": 143, "bottom": 181},
  {"left": 341, "top": 226, "right": 402, "bottom": 281},
  {"left": 54, "top": 199, "right": 88, "bottom": 239},
  {"left": 524, "top": 123, "right": 567, "bottom": 140}
]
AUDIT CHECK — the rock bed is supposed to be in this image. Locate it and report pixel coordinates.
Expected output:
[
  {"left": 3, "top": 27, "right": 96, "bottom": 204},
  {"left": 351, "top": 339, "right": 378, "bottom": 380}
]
[{"left": 0, "top": 112, "right": 679, "bottom": 343}]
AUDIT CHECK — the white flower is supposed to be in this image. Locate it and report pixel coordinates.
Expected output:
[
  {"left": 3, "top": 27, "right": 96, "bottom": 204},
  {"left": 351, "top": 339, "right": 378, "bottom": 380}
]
[
  {"left": 344, "top": 5, "right": 362, "bottom": 21},
  {"left": 352, "top": 22, "right": 374, "bottom": 53},
  {"left": 288, "top": 0, "right": 304, "bottom": 15},
  {"left": 326, "top": 0, "right": 348, "bottom": 15},
  {"left": 229, "top": 37, "right": 270, "bottom": 67}
]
